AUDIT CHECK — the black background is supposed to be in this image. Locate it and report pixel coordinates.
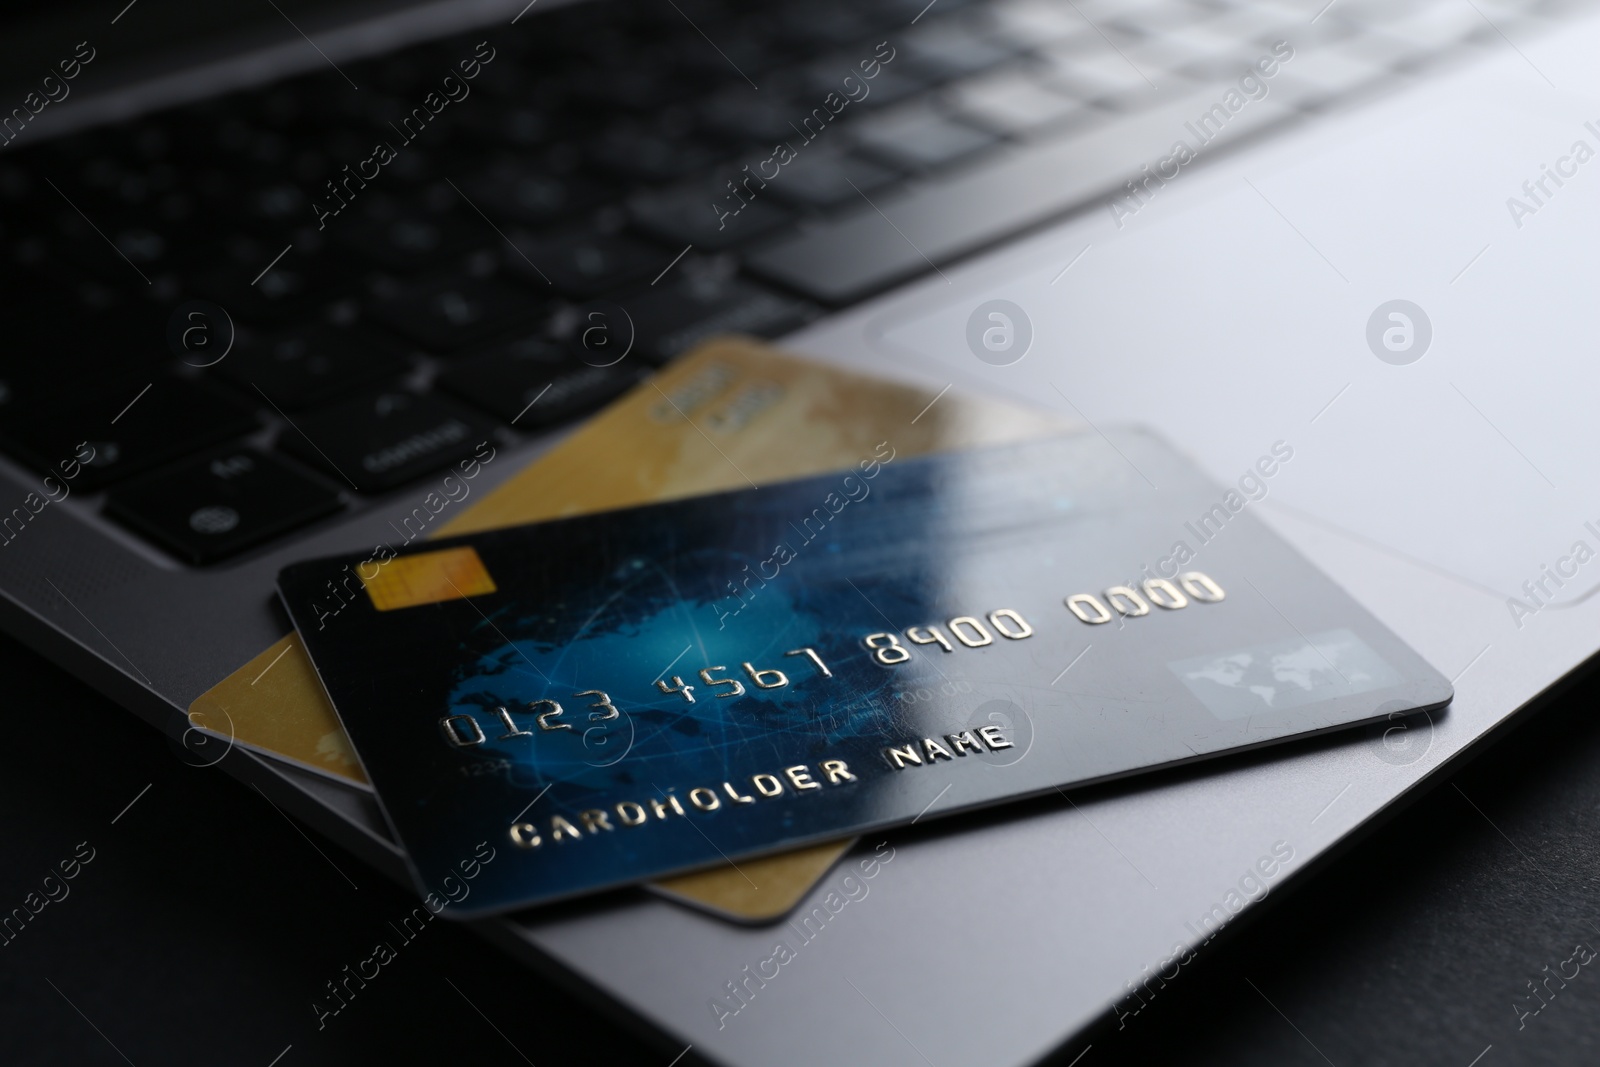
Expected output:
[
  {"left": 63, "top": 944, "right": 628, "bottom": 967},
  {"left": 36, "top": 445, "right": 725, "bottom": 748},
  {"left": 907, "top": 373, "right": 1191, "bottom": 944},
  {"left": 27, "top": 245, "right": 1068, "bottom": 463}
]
[{"left": 3, "top": 629, "right": 1599, "bottom": 1067}]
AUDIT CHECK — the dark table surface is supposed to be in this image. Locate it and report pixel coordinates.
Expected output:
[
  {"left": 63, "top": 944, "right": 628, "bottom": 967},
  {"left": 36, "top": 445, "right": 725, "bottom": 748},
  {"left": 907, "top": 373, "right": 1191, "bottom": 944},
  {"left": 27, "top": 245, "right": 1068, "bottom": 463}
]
[{"left": 3, "top": 628, "right": 1597, "bottom": 1067}]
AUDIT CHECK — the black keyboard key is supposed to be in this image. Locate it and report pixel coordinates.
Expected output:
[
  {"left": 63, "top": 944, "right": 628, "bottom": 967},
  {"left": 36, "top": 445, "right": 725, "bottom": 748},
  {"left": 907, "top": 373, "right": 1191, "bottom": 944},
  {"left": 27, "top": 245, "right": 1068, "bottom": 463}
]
[
  {"left": 504, "top": 229, "right": 661, "bottom": 299},
  {"left": 216, "top": 324, "right": 410, "bottom": 410},
  {"left": 331, "top": 201, "right": 490, "bottom": 274},
  {"left": 851, "top": 104, "right": 1000, "bottom": 171},
  {"left": 191, "top": 262, "right": 326, "bottom": 326},
  {"left": 630, "top": 183, "right": 792, "bottom": 252},
  {"left": 65, "top": 156, "right": 181, "bottom": 216},
  {"left": 58, "top": 219, "right": 193, "bottom": 284},
  {"left": 898, "top": 21, "right": 1017, "bottom": 82},
  {"left": 616, "top": 273, "right": 818, "bottom": 363},
  {"left": 461, "top": 162, "right": 619, "bottom": 228},
  {"left": 248, "top": 84, "right": 317, "bottom": 132},
  {"left": 700, "top": 89, "right": 815, "bottom": 143},
  {"left": 277, "top": 390, "right": 493, "bottom": 493},
  {"left": 590, "top": 124, "right": 720, "bottom": 184},
  {"left": 4, "top": 282, "right": 167, "bottom": 376},
  {"left": 106, "top": 448, "right": 343, "bottom": 564},
  {"left": 801, "top": 61, "right": 928, "bottom": 111},
  {"left": 367, "top": 275, "right": 546, "bottom": 352},
  {"left": 210, "top": 117, "right": 294, "bottom": 169},
  {"left": 190, "top": 237, "right": 347, "bottom": 326},
  {"left": 761, "top": 148, "right": 901, "bottom": 209},
  {"left": 454, "top": 101, "right": 567, "bottom": 152},
  {"left": 571, "top": 66, "right": 698, "bottom": 113},
  {"left": 0, "top": 375, "right": 259, "bottom": 491},
  {"left": 668, "top": 37, "right": 776, "bottom": 91},
  {"left": 237, "top": 181, "right": 315, "bottom": 234},
  {"left": 438, "top": 338, "right": 640, "bottom": 428},
  {"left": 755, "top": 5, "right": 876, "bottom": 51},
  {"left": 945, "top": 70, "right": 1090, "bottom": 137}
]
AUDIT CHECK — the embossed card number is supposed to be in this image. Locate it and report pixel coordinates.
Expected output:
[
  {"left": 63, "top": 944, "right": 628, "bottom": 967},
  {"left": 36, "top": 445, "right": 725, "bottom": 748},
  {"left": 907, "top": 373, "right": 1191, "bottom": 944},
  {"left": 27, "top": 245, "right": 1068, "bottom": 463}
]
[
  {"left": 441, "top": 577, "right": 1224, "bottom": 749},
  {"left": 861, "top": 574, "right": 1223, "bottom": 668},
  {"left": 1064, "top": 572, "right": 1224, "bottom": 626},
  {"left": 441, "top": 689, "right": 619, "bottom": 748},
  {"left": 866, "top": 608, "right": 1032, "bottom": 665}
]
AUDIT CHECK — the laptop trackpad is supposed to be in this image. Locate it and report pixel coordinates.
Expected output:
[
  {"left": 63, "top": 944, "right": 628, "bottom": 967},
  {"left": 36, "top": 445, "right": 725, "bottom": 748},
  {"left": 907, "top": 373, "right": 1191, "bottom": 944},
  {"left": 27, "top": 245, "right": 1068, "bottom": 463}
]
[{"left": 874, "top": 55, "right": 1600, "bottom": 607}]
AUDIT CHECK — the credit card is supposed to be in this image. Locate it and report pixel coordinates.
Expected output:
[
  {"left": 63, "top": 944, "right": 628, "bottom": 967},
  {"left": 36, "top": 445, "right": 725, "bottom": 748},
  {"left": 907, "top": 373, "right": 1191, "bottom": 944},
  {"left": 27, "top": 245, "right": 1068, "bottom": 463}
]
[
  {"left": 188, "top": 338, "right": 1068, "bottom": 785},
  {"left": 190, "top": 336, "right": 1068, "bottom": 920},
  {"left": 280, "top": 430, "right": 1452, "bottom": 917}
]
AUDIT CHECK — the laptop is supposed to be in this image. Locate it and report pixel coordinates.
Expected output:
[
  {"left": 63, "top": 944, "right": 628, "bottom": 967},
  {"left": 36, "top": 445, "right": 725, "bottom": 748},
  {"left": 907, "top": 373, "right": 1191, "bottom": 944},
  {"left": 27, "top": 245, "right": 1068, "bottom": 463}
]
[{"left": 3, "top": 0, "right": 1593, "bottom": 1061}]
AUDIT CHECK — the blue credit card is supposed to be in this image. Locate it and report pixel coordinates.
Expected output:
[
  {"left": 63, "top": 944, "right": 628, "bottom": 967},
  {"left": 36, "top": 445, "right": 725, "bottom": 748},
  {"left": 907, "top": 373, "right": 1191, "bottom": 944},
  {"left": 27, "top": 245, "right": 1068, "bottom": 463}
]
[{"left": 279, "top": 431, "right": 1451, "bottom": 917}]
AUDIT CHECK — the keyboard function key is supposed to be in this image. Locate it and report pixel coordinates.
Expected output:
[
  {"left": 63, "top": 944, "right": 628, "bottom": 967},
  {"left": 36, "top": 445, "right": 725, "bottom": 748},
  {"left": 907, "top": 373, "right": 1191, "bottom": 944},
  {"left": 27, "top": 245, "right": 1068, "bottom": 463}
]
[
  {"left": 276, "top": 390, "right": 494, "bottom": 493},
  {"left": 105, "top": 448, "right": 343, "bottom": 564}
]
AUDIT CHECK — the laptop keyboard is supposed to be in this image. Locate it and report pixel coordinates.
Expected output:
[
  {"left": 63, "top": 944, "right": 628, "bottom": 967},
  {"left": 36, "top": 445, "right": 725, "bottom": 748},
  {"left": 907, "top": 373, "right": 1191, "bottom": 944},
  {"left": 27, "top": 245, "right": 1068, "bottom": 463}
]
[{"left": 0, "top": 0, "right": 1563, "bottom": 564}]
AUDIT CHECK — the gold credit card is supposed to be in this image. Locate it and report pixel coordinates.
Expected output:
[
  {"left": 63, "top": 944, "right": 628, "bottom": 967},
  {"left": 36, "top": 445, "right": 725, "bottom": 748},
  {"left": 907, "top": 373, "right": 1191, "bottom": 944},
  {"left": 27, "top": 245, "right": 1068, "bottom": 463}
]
[{"left": 189, "top": 336, "right": 1068, "bottom": 920}]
